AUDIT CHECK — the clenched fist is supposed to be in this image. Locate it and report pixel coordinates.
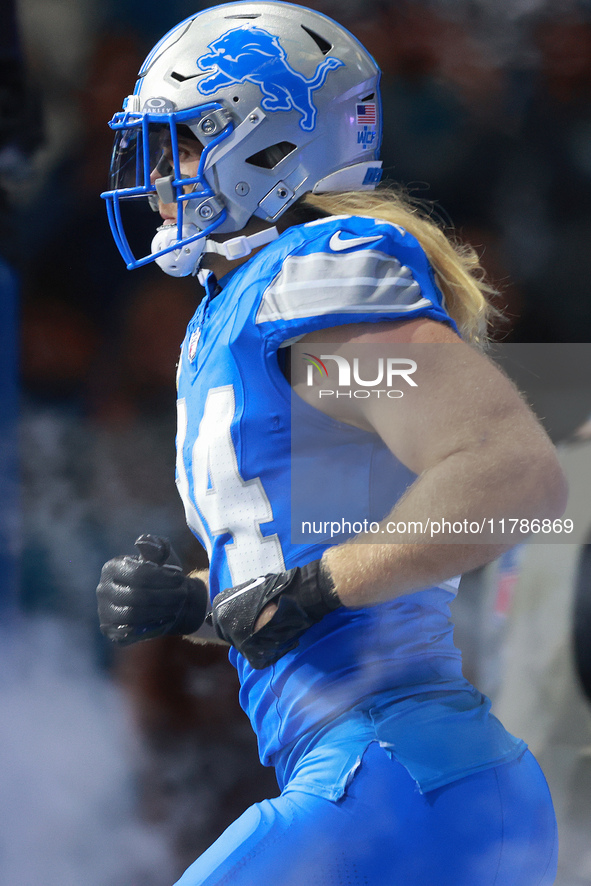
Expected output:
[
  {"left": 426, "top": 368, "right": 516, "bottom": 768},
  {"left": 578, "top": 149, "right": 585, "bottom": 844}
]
[{"left": 96, "top": 534, "right": 208, "bottom": 645}]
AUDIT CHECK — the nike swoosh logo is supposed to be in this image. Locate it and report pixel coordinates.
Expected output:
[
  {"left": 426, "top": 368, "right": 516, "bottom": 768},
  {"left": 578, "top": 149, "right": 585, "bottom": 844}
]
[
  {"left": 217, "top": 577, "right": 266, "bottom": 608},
  {"left": 329, "top": 232, "right": 382, "bottom": 252}
]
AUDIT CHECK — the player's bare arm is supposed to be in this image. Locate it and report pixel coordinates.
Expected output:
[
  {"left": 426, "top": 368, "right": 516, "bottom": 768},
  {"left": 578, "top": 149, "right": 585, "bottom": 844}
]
[
  {"left": 290, "top": 317, "right": 568, "bottom": 608},
  {"left": 250, "top": 316, "right": 567, "bottom": 633}
]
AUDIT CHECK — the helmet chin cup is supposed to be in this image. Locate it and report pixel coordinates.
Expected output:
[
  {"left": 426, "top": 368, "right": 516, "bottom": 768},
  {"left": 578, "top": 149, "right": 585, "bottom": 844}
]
[{"left": 151, "top": 224, "right": 207, "bottom": 277}]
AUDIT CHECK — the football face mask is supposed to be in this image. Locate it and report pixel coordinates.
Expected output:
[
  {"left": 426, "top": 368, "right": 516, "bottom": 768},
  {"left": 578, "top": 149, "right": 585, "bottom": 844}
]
[{"left": 104, "top": 103, "right": 232, "bottom": 275}]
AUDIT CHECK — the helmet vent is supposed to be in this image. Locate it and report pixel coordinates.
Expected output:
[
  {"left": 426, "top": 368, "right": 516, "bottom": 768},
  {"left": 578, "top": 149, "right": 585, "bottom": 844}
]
[
  {"left": 171, "top": 71, "right": 200, "bottom": 82},
  {"left": 361, "top": 93, "right": 375, "bottom": 102},
  {"left": 245, "top": 142, "right": 296, "bottom": 169},
  {"left": 301, "top": 25, "right": 332, "bottom": 55},
  {"left": 224, "top": 13, "right": 261, "bottom": 18}
]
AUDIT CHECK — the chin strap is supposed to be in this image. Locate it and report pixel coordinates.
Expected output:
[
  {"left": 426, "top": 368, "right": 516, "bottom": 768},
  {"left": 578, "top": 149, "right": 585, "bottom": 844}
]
[
  {"left": 204, "top": 226, "right": 279, "bottom": 261},
  {"left": 153, "top": 224, "right": 280, "bottom": 280}
]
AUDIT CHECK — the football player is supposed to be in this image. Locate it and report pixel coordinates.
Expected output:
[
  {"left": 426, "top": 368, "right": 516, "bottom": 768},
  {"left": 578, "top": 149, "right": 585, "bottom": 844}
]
[{"left": 97, "top": 3, "right": 566, "bottom": 883}]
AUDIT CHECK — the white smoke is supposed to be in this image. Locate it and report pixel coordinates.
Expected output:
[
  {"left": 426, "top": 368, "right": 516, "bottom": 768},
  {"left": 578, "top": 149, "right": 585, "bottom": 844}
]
[{"left": 0, "top": 616, "right": 175, "bottom": 886}]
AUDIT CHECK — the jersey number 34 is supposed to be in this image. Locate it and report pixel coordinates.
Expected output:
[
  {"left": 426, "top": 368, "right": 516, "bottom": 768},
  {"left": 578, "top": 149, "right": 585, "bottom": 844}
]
[{"left": 176, "top": 386, "right": 285, "bottom": 584}]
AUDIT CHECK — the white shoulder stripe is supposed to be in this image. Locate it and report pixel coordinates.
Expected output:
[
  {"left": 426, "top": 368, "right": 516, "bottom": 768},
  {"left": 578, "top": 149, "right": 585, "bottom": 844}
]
[
  {"left": 303, "top": 214, "right": 351, "bottom": 228},
  {"left": 256, "top": 250, "right": 428, "bottom": 324}
]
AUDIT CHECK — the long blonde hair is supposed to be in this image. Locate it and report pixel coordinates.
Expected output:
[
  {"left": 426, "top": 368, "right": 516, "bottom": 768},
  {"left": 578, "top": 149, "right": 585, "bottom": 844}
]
[{"left": 302, "top": 186, "right": 499, "bottom": 346}]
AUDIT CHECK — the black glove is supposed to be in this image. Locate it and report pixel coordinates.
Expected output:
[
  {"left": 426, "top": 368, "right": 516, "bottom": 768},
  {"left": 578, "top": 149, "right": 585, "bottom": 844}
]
[
  {"left": 208, "top": 560, "right": 341, "bottom": 669},
  {"left": 96, "top": 534, "right": 208, "bottom": 645}
]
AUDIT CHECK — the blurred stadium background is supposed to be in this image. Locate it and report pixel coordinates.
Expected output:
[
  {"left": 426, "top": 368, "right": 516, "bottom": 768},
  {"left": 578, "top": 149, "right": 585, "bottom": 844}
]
[{"left": 2, "top": 0, "right": 591, "bottom": 884}]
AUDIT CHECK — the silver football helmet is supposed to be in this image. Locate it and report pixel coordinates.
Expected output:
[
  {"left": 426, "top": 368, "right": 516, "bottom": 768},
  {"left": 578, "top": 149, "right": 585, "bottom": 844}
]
[{"left": 102, "top": 1, "right": 382, "bottom": 276}]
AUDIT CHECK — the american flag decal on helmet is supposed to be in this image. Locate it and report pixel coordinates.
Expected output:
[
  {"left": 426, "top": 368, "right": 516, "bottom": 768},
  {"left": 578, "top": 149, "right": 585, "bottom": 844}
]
[{"left": 356, "top": 103, "right": 376, "bottom": 124}]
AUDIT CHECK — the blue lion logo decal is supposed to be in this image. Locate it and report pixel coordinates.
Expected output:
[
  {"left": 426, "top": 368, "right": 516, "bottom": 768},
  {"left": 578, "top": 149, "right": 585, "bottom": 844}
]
[{"left": 195, "top": 27, "right": 344, "bottom": 132}]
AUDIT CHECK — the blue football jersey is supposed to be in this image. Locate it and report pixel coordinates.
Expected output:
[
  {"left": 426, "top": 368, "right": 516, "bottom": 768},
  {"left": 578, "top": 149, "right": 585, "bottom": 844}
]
[{"left": 175, "top": 215, "right": 525, "bottom": 786}]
